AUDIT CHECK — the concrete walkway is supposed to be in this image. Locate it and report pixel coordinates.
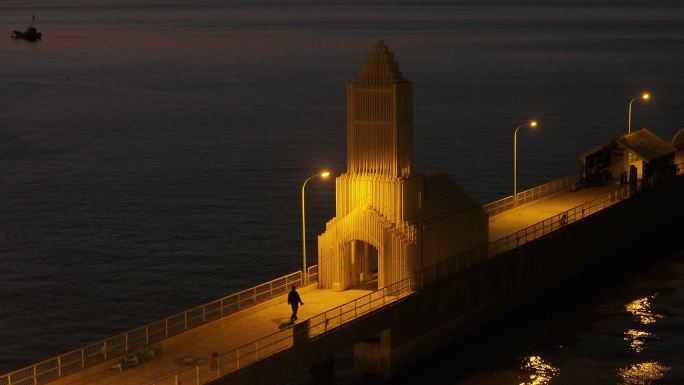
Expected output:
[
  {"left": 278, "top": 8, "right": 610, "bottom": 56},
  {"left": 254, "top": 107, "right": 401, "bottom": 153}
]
[
  {"left": 49, "top": 289, "right": 371, "bottom": 385},
  {"left": 488, "top": 185, "right": 615, "bottom": 240}
]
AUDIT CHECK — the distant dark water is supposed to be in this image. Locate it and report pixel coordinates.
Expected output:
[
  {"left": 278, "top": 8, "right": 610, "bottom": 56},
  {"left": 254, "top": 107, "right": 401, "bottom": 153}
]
[{"left": 1, "top": 0, "right": 683, "bottom": 382}]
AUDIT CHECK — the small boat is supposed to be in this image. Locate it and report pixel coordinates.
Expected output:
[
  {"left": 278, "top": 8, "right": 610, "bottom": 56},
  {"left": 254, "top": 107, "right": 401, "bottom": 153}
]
[
  {"left": 11, "top": 27, "right": 42, "bottom": 41},
  {"left": 11, "top": 14, "right": 41, "bottom": 42}
]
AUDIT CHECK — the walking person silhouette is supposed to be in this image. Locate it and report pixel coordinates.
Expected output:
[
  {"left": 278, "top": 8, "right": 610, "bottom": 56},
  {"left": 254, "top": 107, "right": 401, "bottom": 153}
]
[{"left": 288, "top": 286, "right": 304, "bottom": 322}]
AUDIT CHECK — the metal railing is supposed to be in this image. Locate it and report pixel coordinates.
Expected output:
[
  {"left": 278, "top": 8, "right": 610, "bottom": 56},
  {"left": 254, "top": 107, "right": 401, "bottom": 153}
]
[
  {"left": 307, "top": 264, "right": 319, "bottom": 284},
  {"left": 147, "top": 248, "right": 482, "bottom": 385},
  {"left": 488, "top": 186, "right": 632, "bottom": 257},
  {"left": 0, "top": 268, "right": 314, "bottom": 385},
  {"left": 147, "top": 279, "right": 414, "bottom": 385},
  {"left": 488, "top": 166, "right": 684, "bottom": 256},
  {"left": 483, "top": 174, "right": 579, "bottom": 217}
]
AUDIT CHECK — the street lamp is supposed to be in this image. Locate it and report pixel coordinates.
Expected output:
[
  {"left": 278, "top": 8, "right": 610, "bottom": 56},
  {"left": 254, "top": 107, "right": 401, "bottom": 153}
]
[
  {"left": 514, "top": 120, "right": 538, "bottom": 206},
  {"left": 628, "top": 92, "right": 650, "bottom": 134},
  {"left": 301, "top": 170, "right": 331, "bottom": 284}
]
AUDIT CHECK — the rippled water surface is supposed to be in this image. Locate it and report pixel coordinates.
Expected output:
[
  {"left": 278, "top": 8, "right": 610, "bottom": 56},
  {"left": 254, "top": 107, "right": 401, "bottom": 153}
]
[{"left": 1, "top": 0, "right": 683, "bottom": 383}]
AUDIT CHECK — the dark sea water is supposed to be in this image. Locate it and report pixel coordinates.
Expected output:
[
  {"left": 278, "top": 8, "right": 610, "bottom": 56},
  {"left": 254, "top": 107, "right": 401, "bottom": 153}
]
[{"left": 1, "top": 0, "right": 683, "bottom": 383}]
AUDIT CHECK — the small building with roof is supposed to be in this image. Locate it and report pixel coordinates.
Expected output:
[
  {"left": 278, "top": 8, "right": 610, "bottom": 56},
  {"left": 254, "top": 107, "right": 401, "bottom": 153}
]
[
  {"left": 580, "top": 128, "right": 677, "bottom": 187},
  {"left": 672, "top": 127, "right": 684, "bottom": 166}
]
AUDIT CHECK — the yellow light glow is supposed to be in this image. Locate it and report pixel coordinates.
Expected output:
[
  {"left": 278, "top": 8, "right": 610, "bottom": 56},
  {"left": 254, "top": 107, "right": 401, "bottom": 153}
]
[
  {"left": 617, "top": 361, "right": 669, "bottom": 385},
  {"left": 624, "top": 329, "right": 651, "bottom": 353},
  {"left": 530, "top": 120, "right": 538, "bottom": 128},
  {"left": 625, "top": 295, "right": 663, "bottom": 325},
  {"left": 519, "top": 356, "right": 559, "bottom": 385},
  {"left": 642, "top": 92, "right": 650, "bottom": 101},
  {"left": 320, "top": 171, "right": 331, "bottom": 178}
]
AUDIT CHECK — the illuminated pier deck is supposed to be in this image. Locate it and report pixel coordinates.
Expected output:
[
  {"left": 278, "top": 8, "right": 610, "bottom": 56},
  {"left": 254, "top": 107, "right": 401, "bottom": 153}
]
[
  {"left": 489, "top": 184, "right": 615, "bottom": 241},
  {"left": 3, "top": 181, "right": 625, "bottom": 385},
  {"left": 47, "top": 289, "right": 372, "bottom": 385}
]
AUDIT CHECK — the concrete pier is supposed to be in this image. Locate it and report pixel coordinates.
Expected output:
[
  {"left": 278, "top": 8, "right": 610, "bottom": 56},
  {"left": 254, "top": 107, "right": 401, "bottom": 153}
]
[{"left": 16, "top": 182, "right": 659, "bottom": 385}]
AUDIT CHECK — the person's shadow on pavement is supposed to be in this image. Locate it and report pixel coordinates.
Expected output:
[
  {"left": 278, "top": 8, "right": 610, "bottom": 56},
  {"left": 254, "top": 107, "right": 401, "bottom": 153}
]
[{"left": 273, "top": 318, "right": 293, "bottom": 329}]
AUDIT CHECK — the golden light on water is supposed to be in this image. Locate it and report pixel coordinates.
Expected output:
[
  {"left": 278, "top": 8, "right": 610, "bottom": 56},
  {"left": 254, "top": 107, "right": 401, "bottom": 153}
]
[
  {"left": 519, "top": 356, "right": 559, "bottom": 385},
  {"left": 625, "top": 295, "right": 663, "bottom": 325},
  {"left": 623, "top": 329, "right": 652, "bottom": 353},
  {"left": 617, "top": 362, "right": 670, "bottom": 385}
]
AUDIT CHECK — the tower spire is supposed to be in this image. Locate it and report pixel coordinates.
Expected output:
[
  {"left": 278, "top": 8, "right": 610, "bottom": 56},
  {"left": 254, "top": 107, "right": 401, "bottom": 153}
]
[{"left": 347, "top": 41, "right": 413, "bottom": 178}]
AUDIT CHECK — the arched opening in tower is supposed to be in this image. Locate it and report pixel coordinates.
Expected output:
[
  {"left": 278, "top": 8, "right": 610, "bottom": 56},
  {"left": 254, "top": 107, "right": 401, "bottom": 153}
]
[{"left": 342, "top": 240, "right": 379, "bottom": 291}]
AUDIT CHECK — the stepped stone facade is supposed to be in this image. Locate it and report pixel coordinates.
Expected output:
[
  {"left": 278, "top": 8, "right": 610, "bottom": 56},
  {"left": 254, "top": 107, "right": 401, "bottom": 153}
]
[{"left": 318, "top": 41, "right": 488, "bottom": 291}]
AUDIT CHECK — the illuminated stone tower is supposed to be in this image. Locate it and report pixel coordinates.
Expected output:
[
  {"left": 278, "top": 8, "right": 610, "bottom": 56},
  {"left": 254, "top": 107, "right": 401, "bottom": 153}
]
[
  {"left": 347, "top": 41, "right": 413, "bottom": 178},
  {"left": 318, "top": 41, "right": 488, "bottom": 291}
]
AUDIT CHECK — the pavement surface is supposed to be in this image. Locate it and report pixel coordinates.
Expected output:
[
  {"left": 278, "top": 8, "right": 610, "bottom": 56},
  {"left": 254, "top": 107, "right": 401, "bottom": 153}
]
[
  {"left": 488, "top": 185, "right": 615, "bottom": 240},
  {"left": 49, "top": 289, "right": 371, "bottom": 385}
]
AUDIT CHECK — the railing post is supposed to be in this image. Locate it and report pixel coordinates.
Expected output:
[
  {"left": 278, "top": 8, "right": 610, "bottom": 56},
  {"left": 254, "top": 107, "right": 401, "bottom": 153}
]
[
  {"left": 33, "top": 366, "right": 37, "bottom": 385},
  {"left": 203, "top": 306, "right": 206, "bottom": 323},
  {"left": 80, "top": 349, "right": 85, "bottom": 369},
  {"left": 236, "top": 349, "right": 240, "bottom": 369},
  {"left": 103, "top": 341, "right": 108, "bottom": 360},
  {"left": 125, "top": 333, "right": 129, "bottom": 352},
  {"left": 217, "top": 355, "right": 221, "bottom": 377},
  {"left": 58, "top": 356, "right": 62, "bottom": 378},
  {"left": 269, "top": 281, "right": 273, "bottom": 298},
  {"left": 146, "top": 326, "right": 150, "bottom": 345},
  {"left": 255, "top": 341, "right": 259, "bottom": 361},
  {"left": 220, "top": 299, "right": 225, "bottom": 317},
  {"left": 184, "top": 312, "right": 188, "bottom": 330},
  {"left": 196, "top": 365, "right": 200, "bottom": 385},
  {"left": 165, "top": 319, "right": 169, "bottom": 338}
]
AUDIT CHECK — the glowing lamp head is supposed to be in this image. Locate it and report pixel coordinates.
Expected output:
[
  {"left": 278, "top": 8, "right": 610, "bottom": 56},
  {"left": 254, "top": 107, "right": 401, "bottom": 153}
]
[
  {"left": 641, "top": 92, "right": 650, "bottom": 101},
  {"left": 320, "top": 171, "right": 331, "bottom": 178},
  {"left": 529, "top": 120, "right": 538, "bottom": 128}
]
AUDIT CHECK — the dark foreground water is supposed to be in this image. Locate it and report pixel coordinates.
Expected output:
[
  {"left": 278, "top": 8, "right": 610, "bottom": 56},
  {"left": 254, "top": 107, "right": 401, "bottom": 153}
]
[{"left": 1, "top": 0, "right": 683, "bottom": 383}]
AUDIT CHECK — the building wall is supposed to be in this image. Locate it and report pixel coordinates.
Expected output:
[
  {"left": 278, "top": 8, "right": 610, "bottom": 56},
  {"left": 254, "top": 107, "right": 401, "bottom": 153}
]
[
  {"left": 318, "top": 173, "right": 488, "bottom": 291},
  {"left": 318, "top": 177, "right": 419, "bottom": 291},
  {"left": 347, "top": 83, "right": 413, "bottom": 178},
  {"left": 334, "top": 174, "right": 421, "bottom": 223}
]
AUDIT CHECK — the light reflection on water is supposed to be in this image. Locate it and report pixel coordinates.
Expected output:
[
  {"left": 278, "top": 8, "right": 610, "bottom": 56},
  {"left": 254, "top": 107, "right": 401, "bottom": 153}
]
[
  {"left": 519, "top": 356, "right": 559, "bottom": 385},
  {"left": 619, "top": 294, "right": 670, "bottom": 383},
  {"left": 625, "top": 295, "right": 664, "bottom": 325},
  {"left": 617, "top": 362, "right": 670, "bottom": 385},
  {"left": 623, "top": 329, "right": 652, "bottom": 353}
]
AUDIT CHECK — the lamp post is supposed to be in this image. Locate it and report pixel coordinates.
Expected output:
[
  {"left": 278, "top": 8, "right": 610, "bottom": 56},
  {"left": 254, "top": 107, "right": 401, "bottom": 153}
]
[
  {"left": 301, "top": 170, "right": 331, "bottom": 285},
  {"left": 514, "top": 120, "right": 538, "bottom": 206},
  {"left": 628, "top": 92, "right": 650, "bottom": 134}
]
